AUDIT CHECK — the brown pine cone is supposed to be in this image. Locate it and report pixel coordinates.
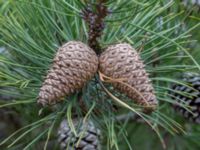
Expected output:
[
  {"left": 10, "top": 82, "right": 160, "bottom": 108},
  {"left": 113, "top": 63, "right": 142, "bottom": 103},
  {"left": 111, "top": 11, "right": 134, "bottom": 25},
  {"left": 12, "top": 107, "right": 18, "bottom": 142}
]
[
  {"left": 99, "top": 43, "right": 158, "bottom": 111},
  {"left": 58, "top": 119, "right": 101, "bottom": 150},
  {"left": 38, "top": 41, "right": 98, "bottom": 106}
]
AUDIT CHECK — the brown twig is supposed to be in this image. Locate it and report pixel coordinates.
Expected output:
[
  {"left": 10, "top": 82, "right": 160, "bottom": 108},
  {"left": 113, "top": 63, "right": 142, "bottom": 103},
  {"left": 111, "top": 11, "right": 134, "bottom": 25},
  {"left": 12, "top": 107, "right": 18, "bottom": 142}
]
[{"left": 81, "top": 0, "right": 109, "bottom": 54}]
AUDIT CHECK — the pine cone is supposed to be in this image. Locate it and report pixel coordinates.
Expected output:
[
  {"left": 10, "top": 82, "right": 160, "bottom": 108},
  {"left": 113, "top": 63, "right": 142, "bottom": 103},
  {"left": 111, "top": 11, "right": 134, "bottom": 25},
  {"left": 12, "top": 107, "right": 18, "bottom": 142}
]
[
  {"left": 58, "top": 119, "right": 101, "bottom": 150},
  {"left": 169, "top": 73, "right": 200, "bottom": 124},
  {"left": 99, "top": 43, "right": 157, "bottom": 111},
  {"left": 38, "top": 41, "right": 98, "bottom": 106}
]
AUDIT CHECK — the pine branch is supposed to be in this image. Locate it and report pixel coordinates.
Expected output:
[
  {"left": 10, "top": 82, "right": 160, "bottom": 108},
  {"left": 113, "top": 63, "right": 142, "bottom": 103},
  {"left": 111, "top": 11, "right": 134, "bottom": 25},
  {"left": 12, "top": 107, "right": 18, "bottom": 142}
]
[{"left": 1, "top": 0, "right": 200, "bottom": 149}]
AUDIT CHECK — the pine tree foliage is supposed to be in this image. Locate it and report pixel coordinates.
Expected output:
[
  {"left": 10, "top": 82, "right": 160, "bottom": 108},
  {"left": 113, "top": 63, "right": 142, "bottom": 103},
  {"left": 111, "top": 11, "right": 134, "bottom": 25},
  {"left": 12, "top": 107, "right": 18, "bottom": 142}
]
[{"left": 0, "top": 0, "right": 200, "bottom": 149}]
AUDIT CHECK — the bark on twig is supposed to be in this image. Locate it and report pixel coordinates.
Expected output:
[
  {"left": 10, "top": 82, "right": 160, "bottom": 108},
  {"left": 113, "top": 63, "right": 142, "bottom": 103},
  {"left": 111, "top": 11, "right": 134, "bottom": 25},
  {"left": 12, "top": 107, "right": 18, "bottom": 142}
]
[{"left": 82, "top": 0, "right": 109, "bottom": 54}]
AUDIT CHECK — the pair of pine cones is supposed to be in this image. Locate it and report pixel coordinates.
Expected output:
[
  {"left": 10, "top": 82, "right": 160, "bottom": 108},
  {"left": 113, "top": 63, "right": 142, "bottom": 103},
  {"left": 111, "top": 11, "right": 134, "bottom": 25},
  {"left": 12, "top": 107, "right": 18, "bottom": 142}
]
[{"left": 38, "top": 41, "right": 158, "bottom": 111}]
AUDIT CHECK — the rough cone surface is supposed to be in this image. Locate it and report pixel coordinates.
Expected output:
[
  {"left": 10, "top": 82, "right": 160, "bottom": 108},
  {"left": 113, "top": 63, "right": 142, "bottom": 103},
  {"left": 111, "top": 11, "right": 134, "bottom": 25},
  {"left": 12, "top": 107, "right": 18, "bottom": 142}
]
[
  {"left": 170, "top": 73, "right": 200, "bottom": 124},
  {"left": 38, "top": 41, "right": 98, "bottom": 106},
  {"left": 58, "top": 119, "right": 101, "bottom": 150},
  {"left": 99, "top": 43, "right": 157, "bottom": 111}
]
